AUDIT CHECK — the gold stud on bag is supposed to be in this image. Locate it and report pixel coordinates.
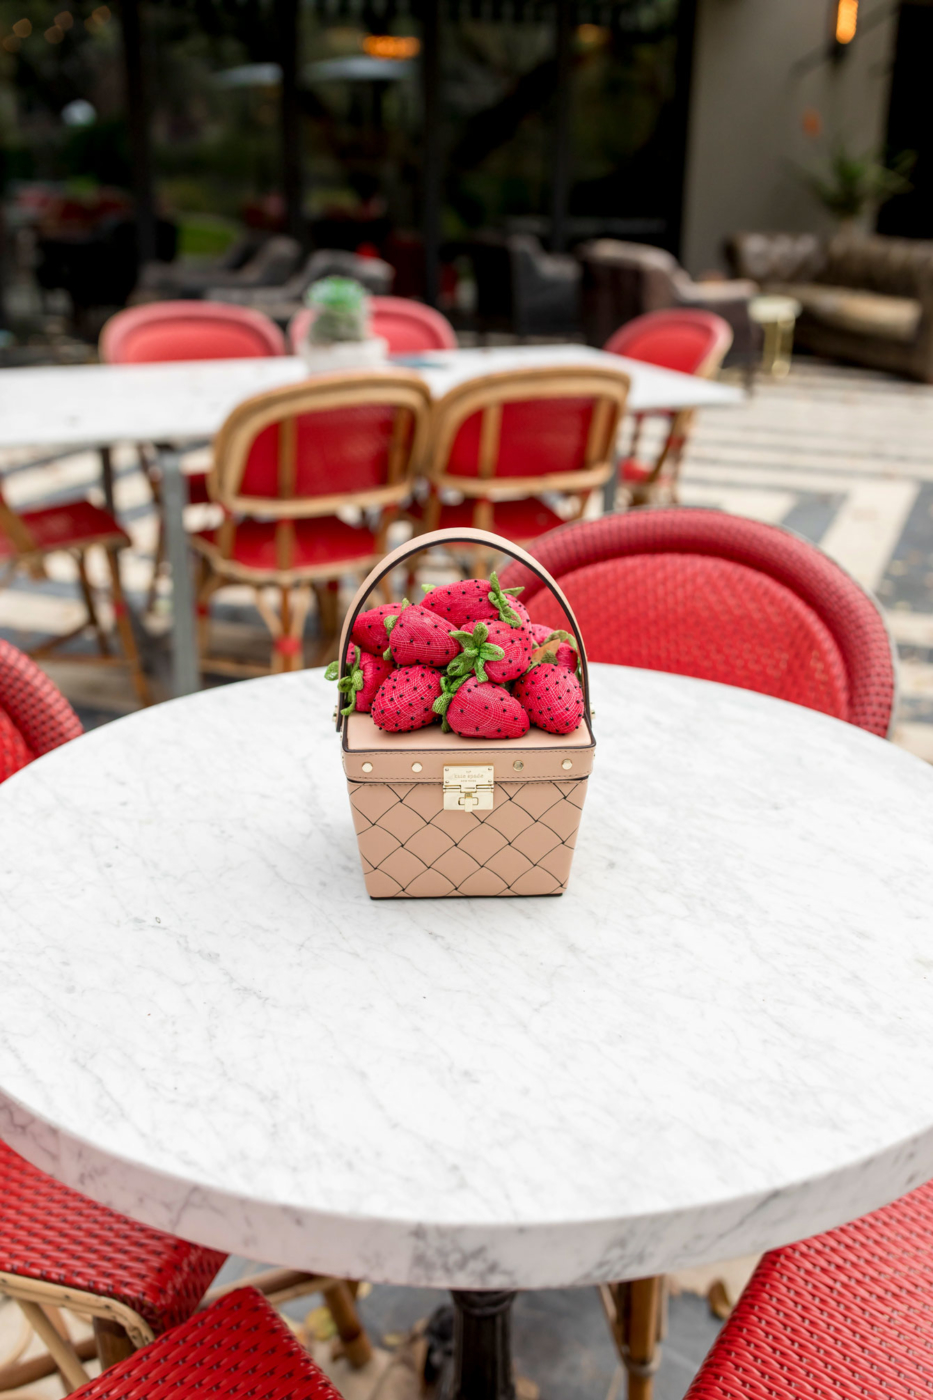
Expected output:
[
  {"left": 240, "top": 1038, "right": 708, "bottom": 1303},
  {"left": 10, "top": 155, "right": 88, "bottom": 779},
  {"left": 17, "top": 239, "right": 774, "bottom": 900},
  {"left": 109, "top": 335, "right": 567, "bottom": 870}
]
[{"left": 336, "top": 527, "right": 596, "bottom": 898}]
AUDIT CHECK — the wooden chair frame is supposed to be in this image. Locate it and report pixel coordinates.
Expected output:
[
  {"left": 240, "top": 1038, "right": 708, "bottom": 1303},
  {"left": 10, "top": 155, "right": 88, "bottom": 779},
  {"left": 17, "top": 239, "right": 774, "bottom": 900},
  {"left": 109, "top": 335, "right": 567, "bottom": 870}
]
[
  {"left": 0, "top": 1265, "right": 372, "bottom": 1393},
  {"left": 193, "top": 371, "right": 431, "bottom": 673},
  {"left": 0, "top": 489, "right": 150, "bottom": 707},
  {"left": 418, "top": 368, "right": 630, "bottom": 555}
]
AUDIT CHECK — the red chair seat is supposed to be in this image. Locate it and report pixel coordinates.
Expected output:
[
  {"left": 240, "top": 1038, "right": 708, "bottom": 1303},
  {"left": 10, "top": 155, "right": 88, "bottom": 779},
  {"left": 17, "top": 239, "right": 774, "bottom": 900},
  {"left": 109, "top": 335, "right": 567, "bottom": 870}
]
[
  {"left": 183, "top": 471, "right": 211, "bottom": 506},
  {"left": 0, "top": 500, "right": 129, "bottom": 559},
  {"left": 69, "top": 1287, "right": 344, "bottom": 1400},
  {"left": 411, "top": 496, "right": 566, "bottom": 541},
  {"left": 194, "top": 515, "right": 378, "bottom": 574},
  {"left": 684, "top": 1180, "right": 933, "bottom": 1399},
  {"left": 620, "top": 458, "right": 654, "bottom": 484},
  {"left": 0, "top": 1140, "right": 225, "bottom": 1333}
]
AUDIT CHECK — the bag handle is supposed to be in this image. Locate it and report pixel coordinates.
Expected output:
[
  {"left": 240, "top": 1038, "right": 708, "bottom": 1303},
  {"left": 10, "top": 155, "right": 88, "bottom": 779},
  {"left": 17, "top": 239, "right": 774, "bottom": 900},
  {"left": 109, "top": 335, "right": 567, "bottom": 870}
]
[{"left": 336, "top": 527, "right": 592, "bottom": 735}]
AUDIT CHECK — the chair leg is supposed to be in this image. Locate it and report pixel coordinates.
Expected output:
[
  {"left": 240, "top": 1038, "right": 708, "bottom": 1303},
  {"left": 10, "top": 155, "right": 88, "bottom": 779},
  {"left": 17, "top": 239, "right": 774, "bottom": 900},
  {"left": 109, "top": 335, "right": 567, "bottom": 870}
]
[
  {"left": 322, "top": 1280, "right": 373, "bottom": 1369},
  {"left": 15, "top": 1300, "right": 91, "bottom": 1391},
  {"left": 76, "top": 550, "right": 111, "bottom": 657},
  {"left": 93, "top": 1315, "right": 136, "bottom": 1369},
  {"left": 600, "top": 1276, "right": 665, "bottom": 1400},
  {"left": 103, "top": 547, "right": 152, "bottom": 707}
]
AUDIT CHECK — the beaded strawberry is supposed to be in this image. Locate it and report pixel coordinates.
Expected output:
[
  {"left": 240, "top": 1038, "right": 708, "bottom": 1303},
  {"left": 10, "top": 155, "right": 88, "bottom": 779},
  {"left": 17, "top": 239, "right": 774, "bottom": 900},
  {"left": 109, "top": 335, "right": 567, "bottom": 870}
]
[
  {"left": 325, "top": 645, "right": 394, "bottom": 716},
  {"left": 351, "top": 602, "right": 401, "bottom": 655},
  {"left": 421, "top": 572, "right": 529, "bottom": 629},
  {"left": 435, "top": 674, "right": 530, "bottom": 740},
  {"left": 449, "top": 620, "right": 533, "bottom": 685},
  {"left": 383, "top": 602, "right": 461, "bottom": 668},
  {"left": 513, "top": 662, "right": 585, "bottom": 736},
  {"left": 371, "top": 665, "right": 443, "bottom": 733}
]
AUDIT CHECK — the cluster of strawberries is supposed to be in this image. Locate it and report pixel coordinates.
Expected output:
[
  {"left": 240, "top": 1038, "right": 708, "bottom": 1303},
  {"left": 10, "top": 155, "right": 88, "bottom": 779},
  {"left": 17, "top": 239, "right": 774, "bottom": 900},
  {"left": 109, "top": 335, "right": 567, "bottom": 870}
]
[{"left": 326, "top": 573, "right": 585, "bottom": 740}]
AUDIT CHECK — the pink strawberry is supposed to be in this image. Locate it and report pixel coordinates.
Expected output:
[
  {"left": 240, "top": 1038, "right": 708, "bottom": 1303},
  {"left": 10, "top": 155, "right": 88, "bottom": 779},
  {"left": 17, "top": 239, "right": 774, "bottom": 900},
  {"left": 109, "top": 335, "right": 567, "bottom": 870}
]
[
  {"left": 371, "top": 665, "right": 442, "bottom": 733},
  {"left": 449, "top": 620, "right": 533, "bottom": 685},
  {"left": 422, "top": 572, "right": 529, "bottom": 629},
  {"left": 384, "top": 603, "right": 461, "bottom": 668},
  {"left": 513, "top": 663, "right": 585, "bottom": 736},
  {"left": 325, "top": 645, "right": 394, "bottom": 716},
  {"left": 439, "top": 675, "right": 530, "bottom": 740},
  {"left": 351, "top": 602, "right": 400, "bottom": 655}
]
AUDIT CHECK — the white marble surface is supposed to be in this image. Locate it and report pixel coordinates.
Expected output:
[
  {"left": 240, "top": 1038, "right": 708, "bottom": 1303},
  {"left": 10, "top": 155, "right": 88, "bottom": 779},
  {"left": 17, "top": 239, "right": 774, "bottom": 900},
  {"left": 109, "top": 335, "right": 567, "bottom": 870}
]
[
  {"left": 1, "top": 664, "right": 933, "bottom": 1290},
  {"left": 0, "top": 345, "right": 740, "bottom": 450}
]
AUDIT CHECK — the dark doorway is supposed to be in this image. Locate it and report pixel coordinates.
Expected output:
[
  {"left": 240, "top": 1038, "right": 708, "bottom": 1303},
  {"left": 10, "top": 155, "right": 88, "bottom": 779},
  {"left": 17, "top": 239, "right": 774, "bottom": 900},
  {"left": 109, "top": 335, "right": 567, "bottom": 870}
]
[{"left": 878, "top": 0, "right": 933, "bottom": 238}]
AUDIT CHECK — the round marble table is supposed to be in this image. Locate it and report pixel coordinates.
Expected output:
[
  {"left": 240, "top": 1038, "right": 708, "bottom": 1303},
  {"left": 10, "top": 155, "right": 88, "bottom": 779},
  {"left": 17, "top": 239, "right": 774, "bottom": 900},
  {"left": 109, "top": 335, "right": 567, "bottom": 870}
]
[{"left": 2, "top": 666, "right": 933, "bottom": 1301}]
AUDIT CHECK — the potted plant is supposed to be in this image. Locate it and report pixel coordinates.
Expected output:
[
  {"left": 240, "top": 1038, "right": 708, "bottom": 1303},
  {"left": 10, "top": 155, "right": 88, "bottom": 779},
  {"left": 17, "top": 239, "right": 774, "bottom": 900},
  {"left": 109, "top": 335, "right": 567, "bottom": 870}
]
[
  {"left": 297, "top": 276, "right": 388, "bottom": 370},
  {"left": 798, "top": 143, "right": 913, "bottom": 231}
]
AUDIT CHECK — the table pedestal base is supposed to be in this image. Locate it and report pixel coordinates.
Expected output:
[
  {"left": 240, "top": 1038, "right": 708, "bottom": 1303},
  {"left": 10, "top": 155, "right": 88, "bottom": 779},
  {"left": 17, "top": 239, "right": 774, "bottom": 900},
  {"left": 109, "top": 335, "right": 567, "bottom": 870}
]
[{"left": 427, "top": 1291, "right": 517, "bottom": 1400}]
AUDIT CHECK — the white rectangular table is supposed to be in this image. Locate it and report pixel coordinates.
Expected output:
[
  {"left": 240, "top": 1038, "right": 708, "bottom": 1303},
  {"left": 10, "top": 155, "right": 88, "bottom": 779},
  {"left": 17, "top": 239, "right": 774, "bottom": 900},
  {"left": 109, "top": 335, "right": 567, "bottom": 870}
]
[{"left": 0, "top": 346, "right": 742, "bottom": 696}]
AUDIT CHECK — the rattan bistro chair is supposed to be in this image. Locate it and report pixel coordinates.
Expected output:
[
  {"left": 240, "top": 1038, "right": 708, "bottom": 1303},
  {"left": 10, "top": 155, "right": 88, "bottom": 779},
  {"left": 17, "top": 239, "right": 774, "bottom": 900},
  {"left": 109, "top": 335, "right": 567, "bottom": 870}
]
[
  {"left": 683, "top": 1180, "right": 933, "bottom": 1400},
  {"left": 0, "top": 481, "right": 151, "bottom": 706},
  {"left": 64, "top": 1287, "right": 346, "bottom": 1400},
  {"left": 0, "top": 636, "right": 82, "bottom": 781},
  {"left": 0, "top": 645, "right": 371, "bottom": 1393},
  {"left": 499, "top": 509, "right": 897, "bottom": 1399},
  {"left": 604, "top": 309, "right": 733, "bottom": 507},
  {"left": 498, "top": 509, "right": 896, "bottom": 737},
  {"left": 191, "top": 371, "right": 430, "bottom": 674},
  {"left": 412, "top": 365, "right": 630, "bottom": 572}
]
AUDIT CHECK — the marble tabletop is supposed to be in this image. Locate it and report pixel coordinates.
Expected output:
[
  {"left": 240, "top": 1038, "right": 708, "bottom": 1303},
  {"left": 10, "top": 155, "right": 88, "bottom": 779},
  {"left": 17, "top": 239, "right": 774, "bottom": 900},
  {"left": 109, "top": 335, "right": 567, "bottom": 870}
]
[
  {"left": 0, "top": 344, "right": 740, "bottom": 451},
  {"left": 1, "top": 664, "right": 932, "bottom": 1291}
]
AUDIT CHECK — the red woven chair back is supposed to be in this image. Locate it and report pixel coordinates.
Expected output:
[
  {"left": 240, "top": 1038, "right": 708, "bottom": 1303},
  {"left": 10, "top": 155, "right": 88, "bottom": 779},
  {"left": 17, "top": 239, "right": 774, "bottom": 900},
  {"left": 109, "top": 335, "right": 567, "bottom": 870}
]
[
  {"left": 427, "top": 366, "right": 630, "bottom": 496},
  {"left": 604, "top": 308, "right": 733, "bottom": 378},
  {"left": 0, "top": 638, "right": 82, "bottom": 783},
  {"left": 100, "top": 301, "right": 286, "bottom": 363},
  {"left": 685, "top": 1179, "right": 933, "bottom": 1399},
  {"left": 210, "top": 371, "right": 431, "bottom": 517},
  {"left": 288, "top": 297, "right": 457, "bottom": 354},
  {"left": 497, "top": 510, "right": 896, "bottom": 737}
]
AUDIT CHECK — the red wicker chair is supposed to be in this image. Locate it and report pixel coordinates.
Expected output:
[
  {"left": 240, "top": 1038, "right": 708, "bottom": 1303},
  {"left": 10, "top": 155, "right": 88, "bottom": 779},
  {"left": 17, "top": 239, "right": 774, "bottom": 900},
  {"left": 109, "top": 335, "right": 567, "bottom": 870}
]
[
  {"left": 0, "top": 637, "right": 82, "bottom": 783},
  {"left": 0, "top": 1139, "right": 371, "bottom": 1392},
  {"left": 497, "top": 509, "right": 896, "bottom": 737},
  {"left": 501, "top": 509, "right": 898, "bottom": 1397},
  {"left": 683, "top": 1180, "right": 933, "bottom": 1399},
  {"left": 604, "top": 308, "right": 733, "bottom": 507},
  {"left": 65, "top": 1287, "right": 346, "bottom": 1400},
  {"left": 0, "top": 646, "right": 370, "bottom": 1390}
]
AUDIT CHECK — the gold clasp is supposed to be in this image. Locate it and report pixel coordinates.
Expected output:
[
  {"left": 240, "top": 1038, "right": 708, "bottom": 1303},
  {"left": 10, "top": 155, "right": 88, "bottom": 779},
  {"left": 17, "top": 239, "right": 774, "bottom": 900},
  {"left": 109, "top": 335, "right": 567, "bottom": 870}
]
[{"left": 443, "top": 765, "right": 495, "bottom": 812}]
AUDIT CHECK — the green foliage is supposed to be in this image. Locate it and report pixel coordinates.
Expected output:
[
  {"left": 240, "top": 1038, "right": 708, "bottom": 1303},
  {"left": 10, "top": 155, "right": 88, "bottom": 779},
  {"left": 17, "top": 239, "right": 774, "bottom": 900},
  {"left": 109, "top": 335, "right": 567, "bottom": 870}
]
[
  {"left": 305, "top": 276, "right": 370, "bottom": 344},
  {"left": 799, "top": 144, "right": 915, "bottom": 220}
]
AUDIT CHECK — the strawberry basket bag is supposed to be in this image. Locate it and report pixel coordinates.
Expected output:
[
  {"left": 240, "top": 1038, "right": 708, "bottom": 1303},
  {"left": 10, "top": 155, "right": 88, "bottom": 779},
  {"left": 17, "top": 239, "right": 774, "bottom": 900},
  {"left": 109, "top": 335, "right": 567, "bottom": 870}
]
[{"left": 335, "top": 527, "right": 595, "bottom": 898}]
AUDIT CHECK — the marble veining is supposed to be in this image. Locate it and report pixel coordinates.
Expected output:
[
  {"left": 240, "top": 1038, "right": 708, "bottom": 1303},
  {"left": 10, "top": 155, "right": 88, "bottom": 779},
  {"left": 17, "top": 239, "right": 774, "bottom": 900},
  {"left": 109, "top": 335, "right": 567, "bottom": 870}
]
[{"left": 1, "top": 665, "right": 933, "bottom": 1288}]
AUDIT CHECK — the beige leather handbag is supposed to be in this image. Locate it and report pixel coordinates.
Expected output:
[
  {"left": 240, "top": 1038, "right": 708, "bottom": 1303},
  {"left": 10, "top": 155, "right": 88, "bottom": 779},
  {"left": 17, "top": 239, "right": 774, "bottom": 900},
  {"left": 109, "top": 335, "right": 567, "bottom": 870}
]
[{"left": 336, "top": 527, "right": 595, "bottom": 898}]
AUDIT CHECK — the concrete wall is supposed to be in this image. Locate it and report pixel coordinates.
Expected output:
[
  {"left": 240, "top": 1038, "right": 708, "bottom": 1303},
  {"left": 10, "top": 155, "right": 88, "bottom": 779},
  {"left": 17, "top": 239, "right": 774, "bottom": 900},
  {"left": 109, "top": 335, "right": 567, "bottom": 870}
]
[{"left": 681, "top": 0, "right": 899, "bottom": 275}]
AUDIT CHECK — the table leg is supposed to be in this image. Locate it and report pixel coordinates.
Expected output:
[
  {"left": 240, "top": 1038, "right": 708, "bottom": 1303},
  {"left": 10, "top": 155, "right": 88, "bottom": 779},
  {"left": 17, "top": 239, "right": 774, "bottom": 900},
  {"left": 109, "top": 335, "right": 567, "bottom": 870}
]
[
  {"left": 434, "top": 1291, "right": 516, "bottom": 1400},
  {"left": 99, "top": 446, "right": 115, "bottom": 514},
  {"left": 158, "top": 448, "right": 200, "bottom": 698}
]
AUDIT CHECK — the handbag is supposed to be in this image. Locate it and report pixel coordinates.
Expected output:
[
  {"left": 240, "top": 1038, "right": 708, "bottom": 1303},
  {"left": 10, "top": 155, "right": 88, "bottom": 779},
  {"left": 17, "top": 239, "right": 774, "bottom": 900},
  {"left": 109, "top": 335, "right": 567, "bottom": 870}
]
[{"left": 336, "top": 527, "right": 595, "bottom": 898}]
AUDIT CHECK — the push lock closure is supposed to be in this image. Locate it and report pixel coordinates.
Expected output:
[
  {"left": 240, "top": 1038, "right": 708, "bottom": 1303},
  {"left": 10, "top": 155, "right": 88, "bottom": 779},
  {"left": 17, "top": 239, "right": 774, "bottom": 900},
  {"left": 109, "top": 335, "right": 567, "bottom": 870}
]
[{"left": 443, "top": 765, "right": 495, "bottom": 812}]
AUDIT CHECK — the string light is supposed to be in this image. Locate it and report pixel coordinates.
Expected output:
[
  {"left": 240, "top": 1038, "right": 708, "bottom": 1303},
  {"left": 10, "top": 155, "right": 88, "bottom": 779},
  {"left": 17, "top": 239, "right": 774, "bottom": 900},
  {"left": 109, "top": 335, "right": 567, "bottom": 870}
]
[
  {"left": 45, "top": 23, "right": 63, "bottom": 41},
  {"left": 12, "top": 19, "right": 31, "bottom": 37}
]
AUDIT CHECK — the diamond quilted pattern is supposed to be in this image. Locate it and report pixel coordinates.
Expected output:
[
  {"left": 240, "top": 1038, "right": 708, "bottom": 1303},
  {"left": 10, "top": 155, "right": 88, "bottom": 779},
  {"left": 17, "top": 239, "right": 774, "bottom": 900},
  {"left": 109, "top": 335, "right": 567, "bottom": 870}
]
[{"left": 348, "top": 777, "right": 589, "bottom": 898}]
